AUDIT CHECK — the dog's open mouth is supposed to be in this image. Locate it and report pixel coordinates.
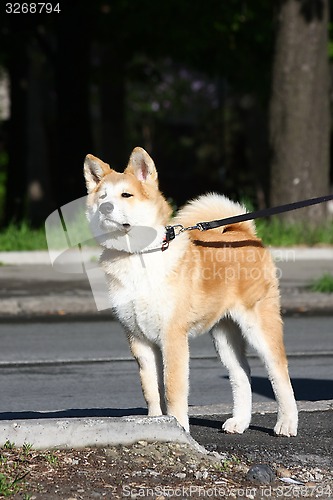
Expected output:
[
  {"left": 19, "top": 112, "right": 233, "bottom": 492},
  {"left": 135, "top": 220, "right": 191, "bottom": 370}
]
[{"left": 101, "top": 218, "right": 131, "bottom": 232}]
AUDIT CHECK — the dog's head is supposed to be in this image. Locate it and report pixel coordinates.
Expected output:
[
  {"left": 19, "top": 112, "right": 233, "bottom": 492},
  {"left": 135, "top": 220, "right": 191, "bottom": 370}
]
[{"left": 84, "top": 147, "right": 172, "bottom": 251}]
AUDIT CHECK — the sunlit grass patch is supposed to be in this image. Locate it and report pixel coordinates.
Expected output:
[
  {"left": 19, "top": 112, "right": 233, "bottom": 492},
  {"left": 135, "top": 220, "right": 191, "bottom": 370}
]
[
  {"left": 0, "top": 222, "right": 47, "bottom": 251},
  {"left": 256, "top": 219, "right": 333, "bottom": 247},
  {"left": 310, "top": 274, "right": 333, "bottom": 293}
]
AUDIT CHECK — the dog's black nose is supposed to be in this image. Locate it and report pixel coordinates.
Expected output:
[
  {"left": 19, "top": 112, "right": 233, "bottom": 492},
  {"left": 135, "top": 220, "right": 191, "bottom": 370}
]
[{"left": 99, "top": 202, "right": 114, "bottom": 215}]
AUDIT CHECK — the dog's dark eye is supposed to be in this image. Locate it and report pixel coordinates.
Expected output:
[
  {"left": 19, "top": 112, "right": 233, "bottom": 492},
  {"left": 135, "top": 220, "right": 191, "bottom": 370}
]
[
  {"left": 121, "top": 192, "right": 133, "bottom": 198},
  {"left": 99, "top": 192, "right": 107, "bottom": 200}
]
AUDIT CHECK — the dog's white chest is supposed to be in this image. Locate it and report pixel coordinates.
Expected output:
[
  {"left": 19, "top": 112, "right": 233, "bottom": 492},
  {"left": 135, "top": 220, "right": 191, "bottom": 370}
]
[{"left": 104, "top": 252, "right": 171, "bottom": 343}]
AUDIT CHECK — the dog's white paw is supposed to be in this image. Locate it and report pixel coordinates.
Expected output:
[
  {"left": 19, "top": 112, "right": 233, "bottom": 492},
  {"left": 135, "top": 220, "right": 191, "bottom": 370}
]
[
  {"left": 148, "top": 406, "right": 163, "bottom": 417},
  {"left": 168, "top": 411, "right": 190, "bottom": 433},
  {"left": 222, "top": 417, "right": 250, "bottom": 434},
  {"left": 274, "top": 416, "right": 298, "bottom": 437},
  {"left": 176, "top": 417, "right": 190, "bottom": 433}
]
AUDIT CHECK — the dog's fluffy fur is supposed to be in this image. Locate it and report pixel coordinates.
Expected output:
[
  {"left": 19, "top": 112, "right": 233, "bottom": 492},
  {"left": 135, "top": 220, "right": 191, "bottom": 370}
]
[{"left": 84, "top": 147, "right": 298, "bottom": 436}]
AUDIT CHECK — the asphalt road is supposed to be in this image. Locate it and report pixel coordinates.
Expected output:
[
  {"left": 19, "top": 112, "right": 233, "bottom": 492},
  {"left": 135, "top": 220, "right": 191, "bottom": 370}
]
[
  {"left": 0, "top": 316, "right": 332, "bottom": 417},
  {"left": 190, "top": 410, "right": 333, "bottom": 472}
]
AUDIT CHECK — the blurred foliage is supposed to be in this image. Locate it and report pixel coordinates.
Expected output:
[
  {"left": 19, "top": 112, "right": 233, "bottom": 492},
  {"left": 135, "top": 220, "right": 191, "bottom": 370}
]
[
  {"left": 310, "top": 273, "right": 333, "bottom": 293},
  {"left": 0, "top": 170, "right": 6, "bottom": 218},
  {"left": 256, "top": 218, "right": 333, "bottom": 247},
  {"left": 0, "top": 221, "right": 47, "bottom": 251},
  {"left": 0, "top": 0, "right": 331, "bottom": 229},
  {"left": 329, "top": 21, "right": 333, "bottom": 58}
]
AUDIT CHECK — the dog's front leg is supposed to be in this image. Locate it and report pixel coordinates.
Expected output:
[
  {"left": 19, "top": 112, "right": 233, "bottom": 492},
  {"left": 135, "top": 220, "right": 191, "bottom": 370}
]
[
  {"left": 128, "top": 334, "right": 165, "bottom": 416},
  {"left": 163, "top": 329, "right": 190, "bottom": 432}
]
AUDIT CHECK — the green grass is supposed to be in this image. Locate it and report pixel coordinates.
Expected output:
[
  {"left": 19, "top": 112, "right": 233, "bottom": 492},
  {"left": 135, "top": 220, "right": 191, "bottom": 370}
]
[
  {"left": 2, "top": 441, "right": 15, "bottom": 450},
  {"left": 0, "top": 472, "right": 21, "bottom": 497},
  {"left": 0, "top": 442, "right": 60, "bottom": 497},
  {"left": 0, "top": 218, "right": 332, "bottom": 251},
  {"left": 310, "top": 273, "right": 333, "bottom": 293},
  {"left": 0, "top": 222, "right": 47, "bottom": 251},
  {"left": 256, "top": 218, "right": 333, "bottom": 247},
  {"left": 0, "top": 441, "right": 29, "bottom": 497},
  {"left": 44, "top": 452, "right": 58, "bottom": 466}
]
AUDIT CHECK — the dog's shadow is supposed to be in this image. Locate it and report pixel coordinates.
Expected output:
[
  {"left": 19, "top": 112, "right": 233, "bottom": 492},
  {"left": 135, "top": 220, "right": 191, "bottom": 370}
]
[
  {"left": 253, "top": 376, "right": 333, "bottom": 402},
  {"left": 0, "top": 409, "right": 283, "bottom": 437},
  {"left": 0, "top": 407, "right": 147, "bottom": 421},
  {"left": 189, "top": 416, "right": 221, "bottom": 430},
  {"left": 189, "top": 416, "right": 274, "bottom": 436}
]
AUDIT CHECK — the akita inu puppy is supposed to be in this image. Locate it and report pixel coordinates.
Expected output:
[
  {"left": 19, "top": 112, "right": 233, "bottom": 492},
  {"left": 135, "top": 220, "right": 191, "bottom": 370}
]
[{"left": 84, "top": 147, "right": 298, "bottom": 436}]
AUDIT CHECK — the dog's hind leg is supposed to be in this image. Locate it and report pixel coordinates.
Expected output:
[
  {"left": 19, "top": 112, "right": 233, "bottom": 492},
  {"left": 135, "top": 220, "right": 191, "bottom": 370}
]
[
  {"left": 128, "top": 335, "right": 166, "bottom": 416},
  {"left": 231, "top": 302, "right": 298, "bottom": 437},
  {"left": 211, "top": 318, "right": 252, "bottom": 434}
]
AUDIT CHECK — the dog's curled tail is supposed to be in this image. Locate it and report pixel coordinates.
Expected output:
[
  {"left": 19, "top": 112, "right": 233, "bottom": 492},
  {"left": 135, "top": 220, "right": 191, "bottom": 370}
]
[{"left": 175, "top": 193, "right": 257, "bottom": 239}]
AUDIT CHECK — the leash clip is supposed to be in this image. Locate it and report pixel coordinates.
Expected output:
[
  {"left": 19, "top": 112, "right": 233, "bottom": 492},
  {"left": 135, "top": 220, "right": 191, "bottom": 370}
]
[
  {"left": 165, "top": 225, "right": 185, "bottom": 241},
  {"left": 162, "top": 225, "right": 185, "bottom": 251}
]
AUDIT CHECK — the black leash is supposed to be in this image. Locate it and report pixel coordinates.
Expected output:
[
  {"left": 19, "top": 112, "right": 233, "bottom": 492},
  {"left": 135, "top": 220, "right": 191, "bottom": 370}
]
[{"left": 164, "top": 193, "right": 333, "bottom": 246}]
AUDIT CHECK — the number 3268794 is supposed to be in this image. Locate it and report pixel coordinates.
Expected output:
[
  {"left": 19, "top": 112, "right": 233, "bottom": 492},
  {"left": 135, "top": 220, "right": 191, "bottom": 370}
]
[{"left": 5, "top": 3, "right": 61, "bottom": 14}]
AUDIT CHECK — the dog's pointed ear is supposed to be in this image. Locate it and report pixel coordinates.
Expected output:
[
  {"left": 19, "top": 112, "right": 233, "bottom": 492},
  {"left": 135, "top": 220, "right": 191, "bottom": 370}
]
[
  {"left": 84, "top": 154, "right": 111, "bottom": 193},
  {"left": 125, "top": 147, "right": 158, "bottom": 187}
]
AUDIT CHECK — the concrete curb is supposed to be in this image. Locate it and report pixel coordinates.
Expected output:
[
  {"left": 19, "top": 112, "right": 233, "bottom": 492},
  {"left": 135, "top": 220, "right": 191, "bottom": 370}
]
[
  {"left": 1, "top": 291, "right": 333, "bottom": 318},
  {"left": 0, "top": 415, "right": 205, "bottom": 453},
  {"left": 0, "top": 295, "right": 108, "bottom": 318},
  {"left": 1, "top": 401, "right": 331, "bottom": 451},
  {"left": 0, "top": 249, "right": 99, "bottom": 266},
  {"left": 1, "top": 247, "right": 332, "bottom": 317},
  {"left": 270, "top": 247, "right": 333, "bottom": 261},
  {"left": 0, "top": 247, "right": 333, "bottom": 265},
  {"left": 189, "top": 399, "right": 333, "bottom": 416}
]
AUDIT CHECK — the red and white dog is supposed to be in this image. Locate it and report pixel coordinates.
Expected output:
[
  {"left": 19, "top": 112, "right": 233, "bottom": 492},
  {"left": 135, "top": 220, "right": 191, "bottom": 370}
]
[{"left": 84, "top": 147, "right": 298, "bottom": 436}]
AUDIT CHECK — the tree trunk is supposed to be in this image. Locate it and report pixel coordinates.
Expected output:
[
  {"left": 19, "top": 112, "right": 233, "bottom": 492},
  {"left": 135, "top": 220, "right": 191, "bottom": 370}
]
[
  {"left": 4, "top": 30, "right": 29, "bottom": 225},
  {"left": 53, "top": 1, "right": 93, "bottom": 207},
  {"left": 99, "top": 45, "right": 126, "bottom": 167},
  {"left": 26, "top": 40, "right": 52, "bottom": 226},
  {"left": 269, "top": 0, "right": 330, "bottom": 224}
]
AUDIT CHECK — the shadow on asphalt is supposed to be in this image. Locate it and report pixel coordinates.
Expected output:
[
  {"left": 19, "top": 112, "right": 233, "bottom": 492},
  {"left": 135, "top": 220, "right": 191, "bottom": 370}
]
[
  {"left": 189, "top": 417, "right": 275, "bottom": 436},
  {"left": 0, "top": 407, "right": 147, "bottom": 420},
  {"left": 250, "top": 376, "right": 333, "bottom": 401},
  {"left": 220, "top": 375, "right": 333, "bottom": 402},
  {"left": 190, "top": 411, "right": 333, "bottom": 469},
  {"left": 188, "top": 417, "right": 222, "bottom": 430},
  {"left": 1, "top": 377, "right": 332, "bottom": 421}
]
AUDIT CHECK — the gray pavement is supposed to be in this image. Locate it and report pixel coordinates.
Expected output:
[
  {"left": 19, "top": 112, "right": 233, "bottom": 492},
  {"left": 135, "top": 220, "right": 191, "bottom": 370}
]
[
  {"left": 0, "top": 248, "right": 332, "bottom": 455},
  {"left": 0, "top": 317, "right": 332, "bottom": 415},
  {"left": 0, "top": 316, "right": 331, "bottom": 365},
  {"left": 0, "top": 247, "right": 333, "bottom": 317}
]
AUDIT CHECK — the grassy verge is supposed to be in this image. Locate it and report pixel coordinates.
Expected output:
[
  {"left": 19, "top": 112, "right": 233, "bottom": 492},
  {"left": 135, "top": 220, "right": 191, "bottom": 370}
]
[
  {"left": 0, "top": 219, "right": 332, "bottom": 251},
  {"left": 0, "top": 441, "right": 60, "bottom": 498},
  {"left": 0, "top": 222, "right": 47, "bottom": 251},
  {"left": 310, "top": 273, "right": 333, "bottom": 293},
  {"left": 256, "top": 218, "right": 333, "bottom": 247},
  {"left": 0, "top": 441, "right": 32, "bottom": 498}
]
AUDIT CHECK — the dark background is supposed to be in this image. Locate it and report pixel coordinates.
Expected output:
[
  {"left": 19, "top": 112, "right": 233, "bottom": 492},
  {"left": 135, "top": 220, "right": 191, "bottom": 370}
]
[{"left": 0, "top": 0, "right": 331, "bottom": 227}]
